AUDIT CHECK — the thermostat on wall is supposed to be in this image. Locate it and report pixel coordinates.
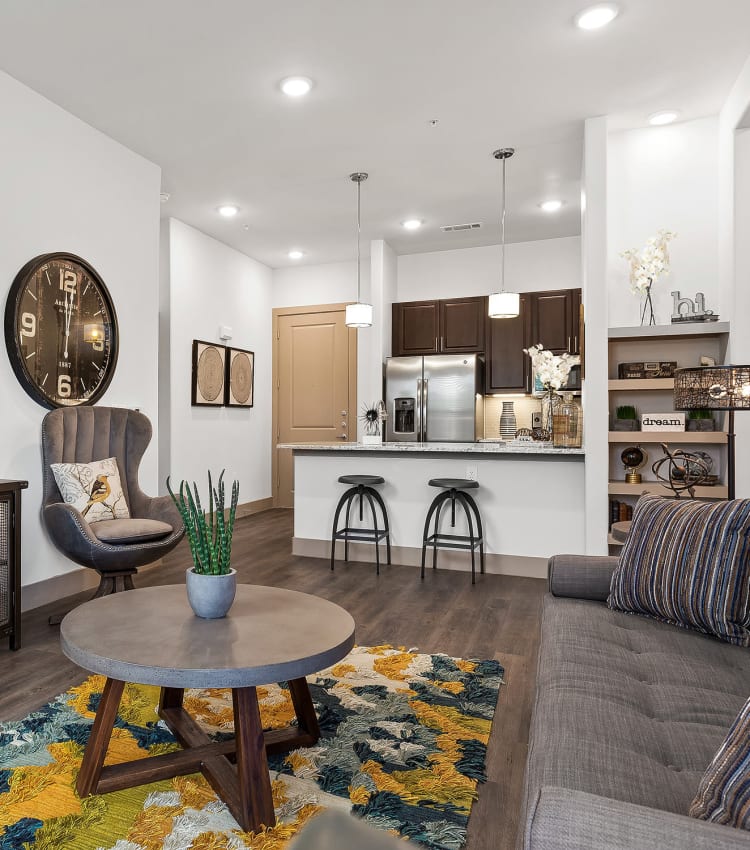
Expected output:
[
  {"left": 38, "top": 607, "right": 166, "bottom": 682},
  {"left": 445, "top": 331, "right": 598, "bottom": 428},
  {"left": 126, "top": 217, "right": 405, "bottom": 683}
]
[{"left": 219, "top": 325, "right": 233, "bottom": 340}]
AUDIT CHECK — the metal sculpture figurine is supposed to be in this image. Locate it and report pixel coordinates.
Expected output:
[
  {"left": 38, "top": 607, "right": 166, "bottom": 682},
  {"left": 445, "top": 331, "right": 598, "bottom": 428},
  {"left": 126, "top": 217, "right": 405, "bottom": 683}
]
[{"left": 651, "top": 443, "right": 712, "bottom": 498}]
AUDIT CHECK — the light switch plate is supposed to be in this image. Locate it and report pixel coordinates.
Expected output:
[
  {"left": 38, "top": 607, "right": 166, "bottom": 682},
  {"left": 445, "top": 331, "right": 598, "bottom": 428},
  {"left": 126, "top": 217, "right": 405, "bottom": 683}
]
[{"left": 531, "top": 411, "right": 543, "bottom": 429}]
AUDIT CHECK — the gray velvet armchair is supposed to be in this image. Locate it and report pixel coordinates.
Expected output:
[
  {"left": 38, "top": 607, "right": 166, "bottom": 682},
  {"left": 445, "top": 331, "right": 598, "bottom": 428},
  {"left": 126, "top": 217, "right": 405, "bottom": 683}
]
[{"left": 42, "top": 406, "right": 184, "bottom": 599}]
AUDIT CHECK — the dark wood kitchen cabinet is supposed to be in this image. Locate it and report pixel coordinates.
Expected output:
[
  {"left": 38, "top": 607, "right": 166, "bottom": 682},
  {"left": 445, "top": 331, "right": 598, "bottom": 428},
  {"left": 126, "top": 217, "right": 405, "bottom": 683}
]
[
  {"left": 392, "top": 296, "right": 485, "bottom": 356},
  {"left": 485, "top": 293, "right": 530, "bottom": 393},
  {"left": 529, "top": 288, "right": 581, "bottom": 355},
  {"left": 0, "top": 479, "right": 27, "bottom": 651}
]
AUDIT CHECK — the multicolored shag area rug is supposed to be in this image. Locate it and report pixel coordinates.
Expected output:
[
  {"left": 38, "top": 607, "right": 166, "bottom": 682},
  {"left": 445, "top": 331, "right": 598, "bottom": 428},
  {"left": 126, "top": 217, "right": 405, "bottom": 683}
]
[{"left": 0, "top": 645, "right": 504, "bottom": 850}]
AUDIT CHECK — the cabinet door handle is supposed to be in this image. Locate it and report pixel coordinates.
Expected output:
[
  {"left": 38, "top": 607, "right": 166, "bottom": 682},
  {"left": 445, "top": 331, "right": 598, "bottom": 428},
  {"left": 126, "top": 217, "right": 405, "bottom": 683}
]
[{"left": 435, "top": 337, "right": 439, "bottom": 352}]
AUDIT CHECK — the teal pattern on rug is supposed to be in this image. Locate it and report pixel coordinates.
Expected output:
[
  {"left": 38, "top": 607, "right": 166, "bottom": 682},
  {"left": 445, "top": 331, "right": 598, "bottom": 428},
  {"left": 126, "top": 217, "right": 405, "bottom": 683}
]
[{"left": 0, "top": 645, "right": 504, "bottom": 850}]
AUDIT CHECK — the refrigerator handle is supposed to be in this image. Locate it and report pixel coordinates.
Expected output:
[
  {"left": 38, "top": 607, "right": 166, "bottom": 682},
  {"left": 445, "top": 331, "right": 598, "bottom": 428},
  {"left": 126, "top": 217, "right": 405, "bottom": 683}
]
[
  {"left": 416, "top": 377, "right": 423, "bottom": 442},
  {"left": 422, "top": 377, "right": 429, "bottom": 442}
]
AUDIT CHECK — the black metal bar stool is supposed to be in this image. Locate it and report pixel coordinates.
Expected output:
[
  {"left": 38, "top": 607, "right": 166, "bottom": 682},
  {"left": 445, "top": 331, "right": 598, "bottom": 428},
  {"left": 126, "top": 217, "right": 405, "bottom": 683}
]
[
  {"left": 421, "top": 478, "right": 485, "bottom": 584},
  {"left": 330, "top": 475, "right": 391, "bottom": 575}
]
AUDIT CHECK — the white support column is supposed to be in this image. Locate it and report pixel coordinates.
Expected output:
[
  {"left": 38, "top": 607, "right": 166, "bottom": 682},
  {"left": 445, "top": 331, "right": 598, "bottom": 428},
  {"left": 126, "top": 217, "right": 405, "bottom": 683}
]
[
  {"left": 582, "top": 116, "right": 609, "bottom": 553},
  {"left": 357, "top": 239, "right": 397, "bottom": 437}
]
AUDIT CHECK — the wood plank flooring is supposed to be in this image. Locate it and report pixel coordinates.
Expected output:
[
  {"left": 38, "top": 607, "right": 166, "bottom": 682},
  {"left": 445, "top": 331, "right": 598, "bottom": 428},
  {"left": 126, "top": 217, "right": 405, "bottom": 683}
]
[{"left": 0, "top": 509, "right": 546, "bottom": 850}]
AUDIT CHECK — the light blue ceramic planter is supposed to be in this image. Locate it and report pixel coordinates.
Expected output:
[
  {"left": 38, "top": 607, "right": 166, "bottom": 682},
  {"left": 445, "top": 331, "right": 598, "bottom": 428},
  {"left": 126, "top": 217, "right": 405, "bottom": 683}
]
[{"left": 185, "top": 568, "right": 237, "bottom": 618}]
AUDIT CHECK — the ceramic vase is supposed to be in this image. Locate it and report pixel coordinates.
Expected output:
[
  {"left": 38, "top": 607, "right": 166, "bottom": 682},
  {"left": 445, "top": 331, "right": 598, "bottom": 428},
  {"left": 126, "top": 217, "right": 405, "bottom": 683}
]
[
  {"left": 499, "top": 401, "right": 517, "bottom": 440},
  {"left": 185, "top": 568, "right": 237, "bottom": 618}
]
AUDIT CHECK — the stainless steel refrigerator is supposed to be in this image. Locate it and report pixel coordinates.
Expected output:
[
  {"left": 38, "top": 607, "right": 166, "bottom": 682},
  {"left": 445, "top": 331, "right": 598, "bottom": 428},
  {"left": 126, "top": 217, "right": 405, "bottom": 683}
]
[{"left": 385, "top": 354, "right": 482, "bottom": 442}]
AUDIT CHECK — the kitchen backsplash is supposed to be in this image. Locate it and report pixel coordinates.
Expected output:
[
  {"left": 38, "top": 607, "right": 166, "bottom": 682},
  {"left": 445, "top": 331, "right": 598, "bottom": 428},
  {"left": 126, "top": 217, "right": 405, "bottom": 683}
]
[{"left": 483, "top": 395, "right": 543, "bottom": 439}]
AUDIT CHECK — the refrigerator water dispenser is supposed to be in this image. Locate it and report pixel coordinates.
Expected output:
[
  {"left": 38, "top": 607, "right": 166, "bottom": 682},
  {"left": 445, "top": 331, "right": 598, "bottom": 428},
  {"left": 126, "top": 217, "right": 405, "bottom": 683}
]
[{"left": 393, "top": 398, "right": 416, "bottom": 434}]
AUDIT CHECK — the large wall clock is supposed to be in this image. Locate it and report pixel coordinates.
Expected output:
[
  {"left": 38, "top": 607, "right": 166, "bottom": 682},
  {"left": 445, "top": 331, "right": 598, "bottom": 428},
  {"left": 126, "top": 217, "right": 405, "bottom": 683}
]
[{"left": 4, "top": 252, "right": 119, "bottom": 409}]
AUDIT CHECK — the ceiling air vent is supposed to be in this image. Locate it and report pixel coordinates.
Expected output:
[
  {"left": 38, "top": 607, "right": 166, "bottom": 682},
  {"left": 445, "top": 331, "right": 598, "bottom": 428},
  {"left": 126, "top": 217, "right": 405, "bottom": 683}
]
[{"left": 440, "top": 222, "right": 483, "bottom": 233}]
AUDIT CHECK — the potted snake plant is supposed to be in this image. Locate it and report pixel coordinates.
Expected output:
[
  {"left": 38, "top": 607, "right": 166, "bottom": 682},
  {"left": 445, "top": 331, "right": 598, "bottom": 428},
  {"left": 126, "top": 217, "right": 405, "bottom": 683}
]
[{"left": 167, "top": 470, "right": 239, "bottom": 618}]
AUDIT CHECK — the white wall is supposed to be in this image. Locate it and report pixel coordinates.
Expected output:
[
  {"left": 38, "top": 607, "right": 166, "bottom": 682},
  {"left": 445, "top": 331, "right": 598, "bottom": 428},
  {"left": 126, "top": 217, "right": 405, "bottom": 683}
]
[
  {"left": 607, "top": 117, "right": 720, "bottom": 327},
  {"left": 396, "top": 237, "right": 581, "bottom": 301},
  {"left": 272, "top": 259, "right": 368, "bottom": 309},
  {"left": 161, "top": 219, "right": 273, "bottom": 503},
  {"left": 719, "top": 54, "right": 750, "bottom": 500},
  {"left": 0, "top": 70, "right": 162, "bottom": 597}
]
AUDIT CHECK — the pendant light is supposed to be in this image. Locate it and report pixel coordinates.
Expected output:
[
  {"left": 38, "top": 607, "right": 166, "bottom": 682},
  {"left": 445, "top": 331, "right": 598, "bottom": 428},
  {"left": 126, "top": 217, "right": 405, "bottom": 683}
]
[
  {"left": 345, "top": 172, "right": 373, "bottom": 328},
  {"left": 488, "top": 147, "right": 520, "bottom": 319}
]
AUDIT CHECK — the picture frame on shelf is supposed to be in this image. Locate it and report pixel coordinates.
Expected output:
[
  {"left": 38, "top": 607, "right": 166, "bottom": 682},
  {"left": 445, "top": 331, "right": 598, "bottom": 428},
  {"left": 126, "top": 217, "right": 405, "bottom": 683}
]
[
  {"left": 191, "top": 340, "right": 226, "bottom": 407},
  {"left": 225, "top": 346, "right": 255, "bottom": 408}
]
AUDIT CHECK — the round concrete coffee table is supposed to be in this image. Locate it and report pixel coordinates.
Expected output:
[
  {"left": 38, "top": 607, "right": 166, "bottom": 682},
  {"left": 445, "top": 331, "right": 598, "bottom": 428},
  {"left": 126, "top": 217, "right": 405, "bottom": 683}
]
[{"left": 60, "top": 584, "right": 355, "bottom": 834}]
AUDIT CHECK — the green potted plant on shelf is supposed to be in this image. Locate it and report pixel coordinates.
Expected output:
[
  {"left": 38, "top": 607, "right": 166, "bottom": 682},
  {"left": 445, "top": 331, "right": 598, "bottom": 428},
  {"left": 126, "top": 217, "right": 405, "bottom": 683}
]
[
  {"left": 167, "top": 470, "right": 239, "bottom": 619},
  {"left": 613, "top": 405, "right": 639, "bottom": 432},
  {"left": 686, "top": 409, "right": 715, "bottom": 432}
]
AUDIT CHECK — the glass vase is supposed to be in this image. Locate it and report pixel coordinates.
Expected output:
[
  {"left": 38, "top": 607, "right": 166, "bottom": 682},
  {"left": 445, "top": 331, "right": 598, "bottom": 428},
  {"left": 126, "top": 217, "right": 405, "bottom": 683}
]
[
  {"left": 499, "top": 401, "right": 517, "bottom": 440},
  {"left": 540, "top": 390, "right": 558, "bottom": 438},
  {"left": 552, "top": 392, "right": 583, "bottom": 448}
]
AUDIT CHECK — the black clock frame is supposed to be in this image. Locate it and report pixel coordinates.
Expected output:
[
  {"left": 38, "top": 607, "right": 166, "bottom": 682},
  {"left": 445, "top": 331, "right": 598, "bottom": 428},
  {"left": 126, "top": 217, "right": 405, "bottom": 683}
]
[{"left": 4, "top": 252, "right": 120, "bottom": 410}]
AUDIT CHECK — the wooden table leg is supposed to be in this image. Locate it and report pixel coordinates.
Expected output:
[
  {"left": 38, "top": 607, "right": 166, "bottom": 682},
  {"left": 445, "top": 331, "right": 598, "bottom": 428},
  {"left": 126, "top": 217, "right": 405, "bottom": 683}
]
[
  {"left": 77, "top": 677, "right": 125, "bottom": 797},
  {"left": 288, "top": 678, "right": 321, "bottom": 742},
  {"left": 233, "top": 686, "right": 275, "bottom": 832},
  {"left": 159, "top": 686, "right": 184, "bottom": 714}
]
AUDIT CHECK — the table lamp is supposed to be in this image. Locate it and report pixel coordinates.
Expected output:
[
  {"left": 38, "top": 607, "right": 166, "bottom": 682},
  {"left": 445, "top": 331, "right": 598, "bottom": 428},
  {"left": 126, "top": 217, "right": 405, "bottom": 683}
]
[{"left": 673, "top": 365, "right": 750, "bottom": 499}]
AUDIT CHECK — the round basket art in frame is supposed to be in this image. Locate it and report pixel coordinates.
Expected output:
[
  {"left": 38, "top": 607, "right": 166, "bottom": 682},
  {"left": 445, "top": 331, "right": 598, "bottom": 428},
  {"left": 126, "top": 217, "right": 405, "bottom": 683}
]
[
  {"left": 191, "top": 340, "right": 226, "bottom": 406},
  {"left": 226, "top": 346, "right": 254, "bottom": 407}
]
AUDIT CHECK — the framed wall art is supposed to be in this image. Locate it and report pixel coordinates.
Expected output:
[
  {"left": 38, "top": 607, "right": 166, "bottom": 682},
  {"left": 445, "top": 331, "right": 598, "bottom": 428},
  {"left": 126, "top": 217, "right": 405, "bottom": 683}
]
[
  {"left": 225, "top": 346, "right": 254, "bottom": 407},
  {"left": 191, "top": 340, "right": 226, "bottom": 407}
]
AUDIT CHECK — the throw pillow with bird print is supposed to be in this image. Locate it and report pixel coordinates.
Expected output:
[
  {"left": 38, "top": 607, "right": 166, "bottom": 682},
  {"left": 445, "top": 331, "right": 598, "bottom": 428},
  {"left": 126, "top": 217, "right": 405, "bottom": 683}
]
[{"left": 51, "top": 457, "right": 130, "bottom": 522}]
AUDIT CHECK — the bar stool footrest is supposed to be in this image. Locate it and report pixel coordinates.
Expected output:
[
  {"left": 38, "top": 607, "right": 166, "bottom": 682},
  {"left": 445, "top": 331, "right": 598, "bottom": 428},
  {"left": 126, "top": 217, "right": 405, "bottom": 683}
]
[
  {"left": 424, "top": 533, "right": 483, "bottom": 550},
  {"left": 334, "top": 528, "right": 390, "bottom": 543}
]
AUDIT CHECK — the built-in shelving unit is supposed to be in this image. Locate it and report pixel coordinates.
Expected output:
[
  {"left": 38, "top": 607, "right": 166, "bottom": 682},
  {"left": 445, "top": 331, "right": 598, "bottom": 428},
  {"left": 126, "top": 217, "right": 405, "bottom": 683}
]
[
  {"left": 608, "top": 431, "right": 727, "bottom": 444},
  {"left": 606, "top": 322, "right": 731, "bottom": 552},
  {"left": 608, "top": 378, "right": 674, "bottom": 391},
  {"left": 608, "top": 480, "right": 729, "bottom": 499}
]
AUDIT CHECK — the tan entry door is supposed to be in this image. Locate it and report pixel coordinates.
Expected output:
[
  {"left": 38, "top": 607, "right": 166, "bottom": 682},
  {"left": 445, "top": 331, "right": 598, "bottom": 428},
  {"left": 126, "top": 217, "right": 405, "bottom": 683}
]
[{"left": 273, "top": 304, "right": 357, "bottom": 508}]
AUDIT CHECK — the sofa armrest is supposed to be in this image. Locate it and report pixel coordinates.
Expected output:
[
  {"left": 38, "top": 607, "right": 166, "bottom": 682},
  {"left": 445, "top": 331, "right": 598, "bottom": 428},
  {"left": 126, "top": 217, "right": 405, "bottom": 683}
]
[
  {"left": 547, "top": 554, "right": 618, "bottom": 601},
  {"left": 526, "top": 787, "right": 750, "bottom": 850}
]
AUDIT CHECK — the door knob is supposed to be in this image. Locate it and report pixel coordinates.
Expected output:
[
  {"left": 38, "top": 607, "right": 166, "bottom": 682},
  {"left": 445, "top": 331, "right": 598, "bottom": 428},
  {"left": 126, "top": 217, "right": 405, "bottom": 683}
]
[
  {"left": 341, "top": 410, "right": 347, "bottom": 416},
  {"left": 337, "top": 434, "right": 347, "bottom": 440}
]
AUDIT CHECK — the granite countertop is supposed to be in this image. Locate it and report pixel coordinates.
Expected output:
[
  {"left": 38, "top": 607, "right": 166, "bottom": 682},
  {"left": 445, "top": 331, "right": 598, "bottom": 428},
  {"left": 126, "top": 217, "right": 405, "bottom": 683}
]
[{"left": 278, "top": 441, "right": 585, "bottom": 456}]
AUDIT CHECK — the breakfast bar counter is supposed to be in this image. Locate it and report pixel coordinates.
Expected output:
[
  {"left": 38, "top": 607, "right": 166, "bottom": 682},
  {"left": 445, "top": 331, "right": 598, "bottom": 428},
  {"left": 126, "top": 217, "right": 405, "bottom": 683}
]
[{"left": 281, "top": 442, "right": 585, "bottom": 579}]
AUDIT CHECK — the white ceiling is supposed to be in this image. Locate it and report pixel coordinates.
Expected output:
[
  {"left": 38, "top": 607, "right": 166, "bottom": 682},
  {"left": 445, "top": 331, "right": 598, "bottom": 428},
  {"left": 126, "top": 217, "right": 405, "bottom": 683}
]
[{"left": 1, "top": 0, "right": 749, "bottom": 268}]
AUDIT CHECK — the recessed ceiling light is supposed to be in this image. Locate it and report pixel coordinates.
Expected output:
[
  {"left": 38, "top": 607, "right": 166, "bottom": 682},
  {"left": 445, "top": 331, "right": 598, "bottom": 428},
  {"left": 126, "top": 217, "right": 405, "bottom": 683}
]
[
  {"left": 280, "top": 76, "right": 314, "bottom": 97},
  {"left": 402, "top": 219, "right": 423, "bottom": 230},
  {"left": 574, "top": 3, "right": 620, "bottom": 29},
  {"left": 288, "top": 250, "right": 304, "bottom": 260},
  {"left": 217, "top": 204, "right": 240, "bottom": 218},
  {"left": 539, "top": 199, "right": 564, "bottom": 213},
  {"left": 648, "top": 110, "right": 680, "bottom": 126}
]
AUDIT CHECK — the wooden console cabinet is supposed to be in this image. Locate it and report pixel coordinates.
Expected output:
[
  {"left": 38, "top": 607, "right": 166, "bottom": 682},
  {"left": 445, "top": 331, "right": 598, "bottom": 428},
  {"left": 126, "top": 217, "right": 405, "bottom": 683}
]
[{"left": 0, "top": 479, "right": 27, "bottom": 651}]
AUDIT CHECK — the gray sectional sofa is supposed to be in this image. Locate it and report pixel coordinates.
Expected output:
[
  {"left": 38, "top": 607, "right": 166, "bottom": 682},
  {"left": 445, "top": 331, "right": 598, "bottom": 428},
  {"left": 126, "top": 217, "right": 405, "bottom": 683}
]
[{"left": 521, "top": 554, "right": 750, "bottom": 850}]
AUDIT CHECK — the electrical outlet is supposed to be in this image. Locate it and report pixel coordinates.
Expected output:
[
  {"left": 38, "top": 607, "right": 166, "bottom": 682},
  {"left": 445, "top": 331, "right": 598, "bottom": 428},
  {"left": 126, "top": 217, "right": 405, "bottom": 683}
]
[{"left": 466, "top": 465, "right": 478, "bottom": 481}]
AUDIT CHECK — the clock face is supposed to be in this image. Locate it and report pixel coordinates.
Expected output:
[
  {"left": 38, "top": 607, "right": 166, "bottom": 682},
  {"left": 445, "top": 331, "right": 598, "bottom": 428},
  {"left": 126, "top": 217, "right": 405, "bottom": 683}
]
[{"left": 4, "top": 253, "right": 119, "bottom": 409}]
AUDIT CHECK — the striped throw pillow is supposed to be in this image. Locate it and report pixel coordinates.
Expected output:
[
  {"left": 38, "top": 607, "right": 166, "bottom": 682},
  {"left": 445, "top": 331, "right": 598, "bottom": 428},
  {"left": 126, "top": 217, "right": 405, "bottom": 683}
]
[
  {"left": 690, "top": 696, "right": 750, "bottom": 830},
  {"left": 608, "top": 494, "right": 750, "bottom": 646}
]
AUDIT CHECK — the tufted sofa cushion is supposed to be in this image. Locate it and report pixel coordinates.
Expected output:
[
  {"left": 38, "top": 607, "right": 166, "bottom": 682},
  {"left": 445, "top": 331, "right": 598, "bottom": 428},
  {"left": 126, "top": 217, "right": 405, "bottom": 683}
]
[{"left": 525, "top": 594, "right": 750, "bottom": 817}]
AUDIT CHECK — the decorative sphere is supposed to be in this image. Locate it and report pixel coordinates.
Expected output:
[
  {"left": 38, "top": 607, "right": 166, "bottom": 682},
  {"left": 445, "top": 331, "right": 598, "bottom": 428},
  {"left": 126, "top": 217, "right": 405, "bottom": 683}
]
[{"left": 621, "top": 447, "right": 645, "bottom": 469}]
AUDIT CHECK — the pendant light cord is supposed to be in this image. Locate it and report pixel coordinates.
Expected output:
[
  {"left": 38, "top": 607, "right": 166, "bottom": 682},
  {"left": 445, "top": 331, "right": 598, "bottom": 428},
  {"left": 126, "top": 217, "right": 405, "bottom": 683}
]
[
  {"left": 501, "top": 154, "right": 506, "bottom": 294},
  {"left": 357, "top": 178, "right": 361, "bottom": 303}
]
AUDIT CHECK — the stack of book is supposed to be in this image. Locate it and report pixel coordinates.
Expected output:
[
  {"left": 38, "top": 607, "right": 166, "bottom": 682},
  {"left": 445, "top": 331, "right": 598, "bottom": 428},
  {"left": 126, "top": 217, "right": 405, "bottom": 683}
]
[{"left": 609, "top": 499, "right": 633, "bottom": 530}]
